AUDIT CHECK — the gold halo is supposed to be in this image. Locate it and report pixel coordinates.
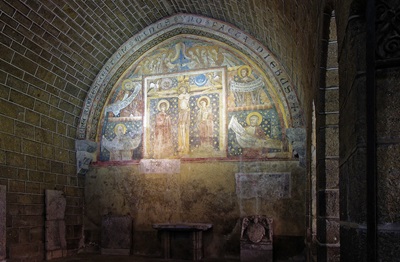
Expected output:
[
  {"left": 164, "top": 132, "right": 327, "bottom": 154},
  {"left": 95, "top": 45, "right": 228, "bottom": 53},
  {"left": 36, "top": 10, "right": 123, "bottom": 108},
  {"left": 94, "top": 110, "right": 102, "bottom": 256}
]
[
  {"left": 197, "top": 96, "right": 210, "bottom": 108},
  {"left": 246, "top": 112, "right": 263, "bottom": 126},
  {"left": 122, "top": 79, "right": 134, "bottom": 90},
  {"left": 157, "top": 99, "right": 170, "bottom": 111},
  {"left": 238, "top": 65, "right": 252, "bottom": 78},
  {"left": 114, "top": 123, "right": 127, "bottom": 134}
]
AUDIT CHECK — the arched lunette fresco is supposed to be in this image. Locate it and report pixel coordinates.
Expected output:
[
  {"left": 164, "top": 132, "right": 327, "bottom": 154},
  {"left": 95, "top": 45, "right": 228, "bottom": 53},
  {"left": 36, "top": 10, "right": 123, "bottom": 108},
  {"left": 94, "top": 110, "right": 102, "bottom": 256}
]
[{"left": 77, "top": 14, "right": 304, "bottom": 162}]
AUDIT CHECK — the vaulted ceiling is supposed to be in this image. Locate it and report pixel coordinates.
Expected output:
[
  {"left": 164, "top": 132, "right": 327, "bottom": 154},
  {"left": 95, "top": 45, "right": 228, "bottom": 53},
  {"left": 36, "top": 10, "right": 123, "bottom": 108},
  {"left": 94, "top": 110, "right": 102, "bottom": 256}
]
[{"left": 1, "top": 0, "right": 326, "bottom": 131}]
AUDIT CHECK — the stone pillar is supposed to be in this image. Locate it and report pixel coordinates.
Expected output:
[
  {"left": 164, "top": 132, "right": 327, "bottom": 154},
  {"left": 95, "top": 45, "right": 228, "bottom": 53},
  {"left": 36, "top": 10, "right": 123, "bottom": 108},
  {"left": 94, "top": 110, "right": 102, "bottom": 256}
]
[
  {"left": 45, "top": 190, "right": 67, "bottom": 260},
  {"left": 375, "top": 0, "right": 400, "bottom": 260},
  {"left": 316, "top": 10, "right": 340, "bottom": 261},
  {"left": 0, "top": 185, "right": 6, "bottom": 262},
  {"left": 101, "top": 215, "right": 132, "bottom": 255},
  {"left": 338, "top": 0, "right": 400, "bottom": 261}
]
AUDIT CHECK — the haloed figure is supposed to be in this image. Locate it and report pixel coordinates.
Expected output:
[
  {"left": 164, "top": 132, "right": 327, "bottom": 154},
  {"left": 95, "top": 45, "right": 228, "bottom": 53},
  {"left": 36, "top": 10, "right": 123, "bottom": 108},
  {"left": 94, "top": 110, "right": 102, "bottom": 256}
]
[
  {"left": 154, "top": 100, "right": 173, "bottom": 158},
  {"left": 178, "top": 86, "right": 191, "bottom": 154},
  {"left": 197, "top": 97, "right": 214, "bottom": 148}
]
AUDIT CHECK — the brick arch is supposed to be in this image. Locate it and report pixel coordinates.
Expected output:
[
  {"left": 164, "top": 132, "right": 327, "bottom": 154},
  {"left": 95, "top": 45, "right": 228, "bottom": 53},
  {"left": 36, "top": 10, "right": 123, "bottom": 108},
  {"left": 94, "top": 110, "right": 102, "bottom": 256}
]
[{"left": 78, "top": 13, "right": 304, "bottom": 140}]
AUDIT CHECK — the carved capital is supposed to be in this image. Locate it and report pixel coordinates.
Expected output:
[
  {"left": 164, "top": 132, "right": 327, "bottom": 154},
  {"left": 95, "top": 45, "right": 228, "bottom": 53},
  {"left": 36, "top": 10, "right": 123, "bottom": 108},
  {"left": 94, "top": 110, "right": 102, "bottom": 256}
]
[
  {"left": 75, "top": 140, "right": 98, "bottom": 175},
  {"left": 376, "top": 0, "right": 400, "bottom": 65}
]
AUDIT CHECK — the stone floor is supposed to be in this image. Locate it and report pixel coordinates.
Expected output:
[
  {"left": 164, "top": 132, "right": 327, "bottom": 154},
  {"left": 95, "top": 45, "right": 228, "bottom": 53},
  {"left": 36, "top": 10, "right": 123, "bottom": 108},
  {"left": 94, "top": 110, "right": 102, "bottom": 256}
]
[
  {"left": 52, "top": 253, "right": 239, "bottom": 262},
  {"left": 50, "top": 253, "right": 305, "bottom": 262}
]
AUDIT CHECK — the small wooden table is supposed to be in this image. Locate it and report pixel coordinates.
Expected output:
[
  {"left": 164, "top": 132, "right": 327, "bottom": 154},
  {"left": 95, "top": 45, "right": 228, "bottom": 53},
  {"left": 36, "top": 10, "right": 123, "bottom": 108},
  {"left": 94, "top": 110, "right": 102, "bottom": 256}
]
[{"left": 152, "top": 223, "right": 212, "bottom": 260}]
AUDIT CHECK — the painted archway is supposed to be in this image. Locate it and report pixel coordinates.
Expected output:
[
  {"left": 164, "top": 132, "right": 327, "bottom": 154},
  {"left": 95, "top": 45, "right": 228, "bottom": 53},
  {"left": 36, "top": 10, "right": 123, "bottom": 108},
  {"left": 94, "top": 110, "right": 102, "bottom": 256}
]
[{"left": 77, "top": 14, "right": 304, "bottom": 163}]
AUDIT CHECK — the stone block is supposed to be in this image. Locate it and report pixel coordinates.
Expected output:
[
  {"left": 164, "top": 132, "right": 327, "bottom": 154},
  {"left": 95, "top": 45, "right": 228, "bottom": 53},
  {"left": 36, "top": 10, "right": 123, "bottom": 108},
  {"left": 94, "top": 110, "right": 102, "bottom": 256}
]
[
  {"left": 101, "top": 215, "right": 132, "bottom": 255},
  {"left": 325, "top": 69, "right": 339, "bottom": 87},
  {"left": 324, "top": 159, "right": 339, "bottom": 189},
  {"left": 0, "top": 133, "right": 21, "bottom": 152},
  {"left": 45, "top": 190, "right": 66, "bottom": 220},
  {"left": 327, "top": 44, "right": 338, "bottom": 69},
  {"left": 0, "top": 185, "right": 6, "bottom": 261},
  {"left": 15, "top": 121, "right": 34, "bottom": 139},
  {"left": 329, "top": 16, "right": 337, "bottom": 41},
  {"left": 10, "top": 90, "right": 35, "bottom": 109},
  {"left": 324, "top": 127, "right": 339, "bottom": 157},
  {"left": 0, "top": 115, "right": 14, "bottom": 134},
  {"left": 51, "top": 161, "right": 64, "bottom": 174},
  {"left": 325, "top": 113, "right": 339, "bottom": 125},
  {"left": 26, "top": 182, "right": 41, "bottom": 194},
  {"left": 42, "top": 145, "right": 54, "bottom": 159},
  {"left": 6, "top": 151, "right": 25, "bottom": 167},
  {"left": 22, "top": 139, "right": 42, "bottom": 157},
  {"left": 324, "top": 89, "right": 339, "bottom": 112},
  {"left": 45, "top": 220, "right": 67, "bottom": 251},
  {"left": 9, "top": 180, "right": 25, "bottom": 193},
  {"left": 40, "top": 115, "right": 57, "bottom": 132}
]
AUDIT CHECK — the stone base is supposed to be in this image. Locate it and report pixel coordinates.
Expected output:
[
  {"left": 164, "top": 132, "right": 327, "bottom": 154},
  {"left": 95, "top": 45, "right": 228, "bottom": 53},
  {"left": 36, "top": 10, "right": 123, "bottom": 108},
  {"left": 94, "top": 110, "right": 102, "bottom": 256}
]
[
  {"left": 101, "top": 248, "right": 130, "bottom": 255},
  {"left": 240, "top": 249, "right": 273, "bottom": 262},
  {"left": 240, "top": 241, "right": 273, "bottom": 262}
]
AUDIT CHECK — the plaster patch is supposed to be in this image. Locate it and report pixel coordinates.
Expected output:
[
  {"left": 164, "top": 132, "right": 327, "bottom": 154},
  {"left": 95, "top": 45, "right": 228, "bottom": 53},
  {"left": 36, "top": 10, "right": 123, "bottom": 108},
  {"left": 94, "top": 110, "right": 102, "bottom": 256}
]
[
  {"left": 139, "top": 159, "right": 181, "bottom": 174},
  {"left": 235, "top": 173, "right": 291, "bottom": 199}
]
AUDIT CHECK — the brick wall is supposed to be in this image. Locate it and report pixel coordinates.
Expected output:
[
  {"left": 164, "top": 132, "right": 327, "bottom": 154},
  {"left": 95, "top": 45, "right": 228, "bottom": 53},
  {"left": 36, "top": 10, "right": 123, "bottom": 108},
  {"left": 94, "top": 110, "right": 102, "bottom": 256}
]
[{"left": 0, "top": 0, "right": 325, "bottom": 260}]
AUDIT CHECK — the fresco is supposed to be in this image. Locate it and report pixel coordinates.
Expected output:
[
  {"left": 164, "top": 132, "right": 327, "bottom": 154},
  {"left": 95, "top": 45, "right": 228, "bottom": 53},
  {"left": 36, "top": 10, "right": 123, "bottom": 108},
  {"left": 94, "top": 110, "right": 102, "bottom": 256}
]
[{"left": 99, "top": 37, "right": 289, "bottom": 161}]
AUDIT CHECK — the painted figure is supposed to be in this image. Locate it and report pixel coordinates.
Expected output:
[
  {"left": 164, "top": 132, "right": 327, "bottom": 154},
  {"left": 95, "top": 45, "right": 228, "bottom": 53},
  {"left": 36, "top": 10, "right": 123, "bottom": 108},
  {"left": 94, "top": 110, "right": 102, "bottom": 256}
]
[
  {"left": 177, "top": 86, "right": 191, "bottom": 154},
  {"left": 101, "top": 123, "right": 141, "bottom": 161},
  {"left": 229, "top": 112, "right": 268, "bottom": 157},
  {"left": 230, "top": 65, "right": 263, "bottom": 106},
  {"left": 105, "top": 79, "right": 142, "bottom": 117},
  {"left": 238, "top": 65, "right": 254, "bottom": 83},
  {"left": 196, "top": 96, "right": 214, "bottom": 148},
  {"left": 154, "top": 100, "right": 173, "bottom": 158}
]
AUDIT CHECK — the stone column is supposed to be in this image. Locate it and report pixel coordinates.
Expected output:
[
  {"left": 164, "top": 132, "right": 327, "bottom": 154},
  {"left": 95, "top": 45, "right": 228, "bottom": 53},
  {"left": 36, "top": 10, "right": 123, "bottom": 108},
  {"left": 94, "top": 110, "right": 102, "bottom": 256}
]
[
  {"left": 338, "top": 0, "right": 400, "bottom": 260},
  {"left": 337, "top": 2, "right": 368, "bottom": 260},
  {"left": 316, "top": 10, "right": 340, "bottom": 261}
]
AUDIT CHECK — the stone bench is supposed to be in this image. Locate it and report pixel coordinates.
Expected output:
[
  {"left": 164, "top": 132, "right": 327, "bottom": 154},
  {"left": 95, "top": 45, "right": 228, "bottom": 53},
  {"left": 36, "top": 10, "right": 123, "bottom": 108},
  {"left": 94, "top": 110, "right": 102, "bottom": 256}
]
[{"left": 152, "top": 223, "right": 212, "bottom": 260}]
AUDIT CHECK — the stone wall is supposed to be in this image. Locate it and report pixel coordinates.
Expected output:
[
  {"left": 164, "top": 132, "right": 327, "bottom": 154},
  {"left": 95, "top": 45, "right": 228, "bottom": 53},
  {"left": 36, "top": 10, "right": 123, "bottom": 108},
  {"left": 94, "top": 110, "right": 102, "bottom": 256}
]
[
  {"left": 84, "top": 160, "right": 305, "bottom": 259},
  {"left": 0, "top": 0, "right": 333, "bottom": 260},
  {"left": 336, "top": 1, "right": 368, "bottom": 260}
]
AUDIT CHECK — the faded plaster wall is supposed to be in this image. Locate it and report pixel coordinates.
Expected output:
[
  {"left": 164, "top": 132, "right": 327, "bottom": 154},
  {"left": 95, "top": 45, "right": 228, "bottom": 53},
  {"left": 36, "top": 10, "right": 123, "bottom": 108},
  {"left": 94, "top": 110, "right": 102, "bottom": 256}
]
[{"left": 84, "top": 160, "right": 305, "bottom": 258}]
